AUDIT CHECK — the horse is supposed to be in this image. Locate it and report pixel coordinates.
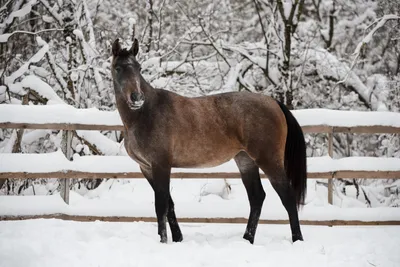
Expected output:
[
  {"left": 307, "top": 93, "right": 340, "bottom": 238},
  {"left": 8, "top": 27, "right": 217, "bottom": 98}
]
[{"left": 111, "top": 38, "right": 307, "bottom": 244}]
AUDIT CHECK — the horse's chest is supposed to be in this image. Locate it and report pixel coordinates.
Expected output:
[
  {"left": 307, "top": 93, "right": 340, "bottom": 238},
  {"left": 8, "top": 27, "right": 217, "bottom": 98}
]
[{"left": 124, "top": 132, "right": 150, "bottom": 167}]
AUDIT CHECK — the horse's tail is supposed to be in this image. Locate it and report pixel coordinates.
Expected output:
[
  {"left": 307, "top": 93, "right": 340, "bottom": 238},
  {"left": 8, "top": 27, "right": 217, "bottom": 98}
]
[{"left": 276, "top": 101, "right": 307, "bottom": 209}]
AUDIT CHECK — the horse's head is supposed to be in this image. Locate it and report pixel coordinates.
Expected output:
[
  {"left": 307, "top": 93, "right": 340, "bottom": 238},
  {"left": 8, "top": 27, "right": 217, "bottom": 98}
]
[{"left": 111, "top": 38, "right": 145, "bottom": 110}]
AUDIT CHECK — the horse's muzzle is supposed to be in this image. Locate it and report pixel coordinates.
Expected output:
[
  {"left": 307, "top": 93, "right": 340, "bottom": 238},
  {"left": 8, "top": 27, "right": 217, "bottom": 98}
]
[{"left": 128, "top": 92, "right": 145, "bottom": 110}]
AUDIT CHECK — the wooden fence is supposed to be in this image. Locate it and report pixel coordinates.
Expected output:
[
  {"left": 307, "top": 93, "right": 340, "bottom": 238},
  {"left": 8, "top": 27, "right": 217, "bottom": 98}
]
[{"left": 0, "top": 106, "right": 399, "bottom": 225}]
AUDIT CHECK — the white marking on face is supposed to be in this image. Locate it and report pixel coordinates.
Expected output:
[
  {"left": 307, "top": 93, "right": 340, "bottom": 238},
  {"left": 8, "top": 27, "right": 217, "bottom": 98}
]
[
  {"left": 133, "top": 75, "right": 144, "bottom": 109},
  {"left": 135, "top": 77, "right": 141, "bottom": 94}
]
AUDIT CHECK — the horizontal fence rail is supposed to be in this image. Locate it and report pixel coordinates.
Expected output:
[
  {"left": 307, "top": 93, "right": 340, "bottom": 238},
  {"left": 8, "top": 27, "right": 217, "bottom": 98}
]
[
  {"left": 2, "top": 214, "right": 400, "bottom": 226},
  {"left": 1, "top": 171, "right": 400, "bottom": 180},
  {"left": 1, "top": 104, "right": 399, "bottom": 225}
]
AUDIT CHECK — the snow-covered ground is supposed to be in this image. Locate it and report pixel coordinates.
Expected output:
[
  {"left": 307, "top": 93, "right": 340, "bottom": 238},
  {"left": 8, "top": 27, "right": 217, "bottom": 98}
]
[{"left": 0, "top": 219, "right": 399, "bottom": 267}]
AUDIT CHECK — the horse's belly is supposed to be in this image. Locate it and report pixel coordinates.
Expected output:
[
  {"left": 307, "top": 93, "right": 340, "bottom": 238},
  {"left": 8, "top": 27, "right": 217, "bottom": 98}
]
[
  {"left": 172, "top": 147, "right": 239, "bottom": 168},
  {"left": 173, "top": 158, "right": 230, "bottom": 168}
]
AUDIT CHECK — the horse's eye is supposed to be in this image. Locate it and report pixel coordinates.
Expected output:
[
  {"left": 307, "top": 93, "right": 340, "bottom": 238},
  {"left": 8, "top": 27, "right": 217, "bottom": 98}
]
[{"left": 115, "top": 66, "right": 122, "bottom": 72}]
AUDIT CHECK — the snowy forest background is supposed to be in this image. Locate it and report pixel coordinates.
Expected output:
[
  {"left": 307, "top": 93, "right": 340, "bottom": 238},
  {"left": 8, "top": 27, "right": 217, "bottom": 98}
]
[{"left": 0, "top": 0, "right": 399, "bottom": 207}]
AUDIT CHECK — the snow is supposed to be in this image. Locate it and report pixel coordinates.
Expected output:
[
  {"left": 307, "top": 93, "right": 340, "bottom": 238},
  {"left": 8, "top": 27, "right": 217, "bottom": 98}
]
[
  {"left": 75, "top": 131, "right": 123, "bottom": 155},
  {"left": 0, "top": 33, "right": 11, "bottom": 43},
  {"left": 72, "top": 29, "right": 84, "bottom": 40},
  {"left": 220, "top": 63, "right": 242, "bottom": 92},
  {"left": 73, "top": 28, "right": 98, "bottom": 59},
  {"left": 82, "top": 0, "right": 96, "bottom": 50},
  {"left": 1, "top": 151, "right": 399, "bottom": 174},
  {"left": 128, "top": 17, "right": 136, "bottom": 39},
  {"left": 37, "top": 0, "right": 63, "bottom": 25},
  {"left": 309, "top": 48, "right": 387, "bottom": 111},
  {"left": 0, "top": 104, "right": 122, "bottom": 126},
  {"left": 9, "top": 75, "right": 65, "bottom": 104},
  {"left": 224, "top": 43, "right": 267, "bottom": 70},
  {"left": 0, "top": 130, "right": 16, "bottom": 153},
  {"left": 22, "top": 129, "right": 51, "bottom": 145},
  {"left": 0, "top": 219, "right": 399, "bottom": 267},
  {"left": 0, "top": 0, "right": 37, "bottom": 33},
  {"left": 283, "top": 1, "right": 292, "bottom": 19},
  {"left": 1, "top": 104, "right": 399, "bottom": 128},
  {"left": 294, "top": 108, "right": 400, "bottom": 127},
  {"left": 308, "top": 156, "right": 400, "bottom": 172},
  {"left": 5, "top": 37, "right": 49, "bottom": 84},
  {"left": 354, "top": 15, "right": 400, "bottom": 56},
  {"left": 93, "top": 68, "right": 105, "bottom": 93},
  {"left": 129, "top": 17, "right": 136, "bottom": 26}
]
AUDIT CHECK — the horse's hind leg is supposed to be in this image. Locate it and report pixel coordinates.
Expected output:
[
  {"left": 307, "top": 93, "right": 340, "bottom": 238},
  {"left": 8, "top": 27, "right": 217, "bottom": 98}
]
[
  {"left": 258, "top": 162, "right": 303, "bottom": 242},
  {"left": 234, "top": 151, "right": 266, "bottom": 244},
  {"left": 141, "top": 166, "right": 183, "bottom": 243}
]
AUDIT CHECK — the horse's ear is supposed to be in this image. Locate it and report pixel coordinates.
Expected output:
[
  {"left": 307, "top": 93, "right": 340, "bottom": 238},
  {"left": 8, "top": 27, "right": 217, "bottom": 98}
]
[
  {"left": 112, "top": 39, "right": 121, "bottom": 57},
  {"left": 130, "top": 38, "right": 139, "bottom": 57}
]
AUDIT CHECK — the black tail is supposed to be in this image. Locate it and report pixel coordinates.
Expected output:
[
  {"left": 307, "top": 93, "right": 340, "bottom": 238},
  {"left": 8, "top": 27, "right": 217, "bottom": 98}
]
[{"left": 276, "top": 101, "right": 307, "bottom": 208}]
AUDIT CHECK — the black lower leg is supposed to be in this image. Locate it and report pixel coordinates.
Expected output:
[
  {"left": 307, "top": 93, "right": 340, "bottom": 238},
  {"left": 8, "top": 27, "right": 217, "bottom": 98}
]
[
  {"left": 142, "top": 166, "right": 176, "bottom": 243},
  {"left": 235, "top": 152, "right": 266, "bottom": 244},
  {"left": 271, "top": 182, "right": 303, "bottom": 242},
  {"left": 167, "top": 197, "right": 183, "bottom": 242},
  {"left": 155, "top": 190, "right": 169, "bottom": 243},
  {"left": 152, "top": 166, "right": 172, "bottom": 244},
  {"left": 243, "top": 203, "right": 263, "bottom": 244},
  {"left": 243, "top": 182, "right": 265, "bottom": 244}
]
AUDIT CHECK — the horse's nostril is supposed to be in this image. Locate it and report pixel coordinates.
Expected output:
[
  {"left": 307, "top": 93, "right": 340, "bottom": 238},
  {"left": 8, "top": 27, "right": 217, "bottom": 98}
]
[
  {"left": 130, "top": 92, "right": 142, "bottom": 102},
  {"left": 130, "top": 93, "right": 137, "bottom": 102}
]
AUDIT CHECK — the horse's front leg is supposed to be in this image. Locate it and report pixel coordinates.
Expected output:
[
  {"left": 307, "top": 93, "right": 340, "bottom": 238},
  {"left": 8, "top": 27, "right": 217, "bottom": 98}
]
[
  {"left": 151, "top": 165, "right": 172, "bottom": 243},
  {"left": 141, "top": 166, "right": 183, "bottom": 242}
]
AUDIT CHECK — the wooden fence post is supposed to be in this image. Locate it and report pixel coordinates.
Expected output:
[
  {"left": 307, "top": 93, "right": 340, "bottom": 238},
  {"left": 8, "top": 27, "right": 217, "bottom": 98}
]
[
  {"left": 328, "top": 130, "right": 333, "bottom": 205},
  {"left": 60, "top": 130, "right": 72, "bottom": 204}
]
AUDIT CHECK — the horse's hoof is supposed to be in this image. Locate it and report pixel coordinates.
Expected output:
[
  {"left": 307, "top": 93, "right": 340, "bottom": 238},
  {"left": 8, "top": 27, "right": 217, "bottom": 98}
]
[
  {"left": 292, "top": 234, "right": 304, "bottom": 243},
  {"left": 159, "top": 234, "right": 168, "bottom": 243},
  {"left": 172, "top": 235, "right": 183, "bottom": 242},
  {"left": 243, "top": 233, "right": 254, "bottom": 244}
]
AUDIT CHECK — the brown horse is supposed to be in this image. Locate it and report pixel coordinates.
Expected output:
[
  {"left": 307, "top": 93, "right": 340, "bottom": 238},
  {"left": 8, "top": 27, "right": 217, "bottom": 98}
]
[{"left": 111, "top": 38, "right": 307, "bottom": 244}]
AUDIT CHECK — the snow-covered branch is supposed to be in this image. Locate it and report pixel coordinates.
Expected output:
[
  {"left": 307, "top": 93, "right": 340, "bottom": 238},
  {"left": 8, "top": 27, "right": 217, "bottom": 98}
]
[
  {"left": 354, "top": 15, "right": 400, "bottom": 56},
  {"left": 309, "top": 48, "right": 387, "bottom": 111},
  {"left": 38, "top": 0, "right": 63, "bottom": 26},
  {"left": 0, "top": 28, "right": 62, "bottom": 43},
  {"left": 0, "top": 0, "right": 37, "bottom": 34},
  {"left": 5, "top": 37, "right": 49, "bottom": 84}
]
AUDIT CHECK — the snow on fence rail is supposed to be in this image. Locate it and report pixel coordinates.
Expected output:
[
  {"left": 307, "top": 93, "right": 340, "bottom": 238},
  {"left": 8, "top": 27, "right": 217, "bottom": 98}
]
[
  {"left": 1, "top": 104, "right": 400, "bottom": 133},
  {"left": 0, "top": 104, "right": 400, "bottom": 225},
  {"left": 0, "top": 151, "right": 400, "bottom": 180}
]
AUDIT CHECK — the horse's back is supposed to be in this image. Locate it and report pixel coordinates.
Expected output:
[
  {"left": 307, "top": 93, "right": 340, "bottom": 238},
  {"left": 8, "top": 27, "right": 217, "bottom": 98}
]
[
  {"left": 208, "top": 91, "right": 287, "bottom": 138},
  {"left": 161, "top": 90, "right": 287, "bottom": 168}
]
